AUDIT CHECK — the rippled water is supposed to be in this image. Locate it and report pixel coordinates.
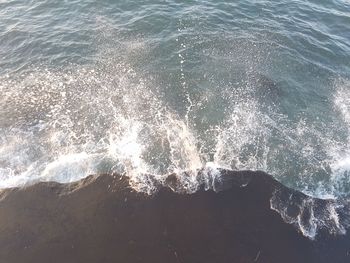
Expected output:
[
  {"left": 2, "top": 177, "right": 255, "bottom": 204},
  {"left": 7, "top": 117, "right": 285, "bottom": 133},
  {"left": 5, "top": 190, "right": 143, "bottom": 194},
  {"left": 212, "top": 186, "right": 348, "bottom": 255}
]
[{"left": 1, "top": 0, "right": 350, "bottom": 197}]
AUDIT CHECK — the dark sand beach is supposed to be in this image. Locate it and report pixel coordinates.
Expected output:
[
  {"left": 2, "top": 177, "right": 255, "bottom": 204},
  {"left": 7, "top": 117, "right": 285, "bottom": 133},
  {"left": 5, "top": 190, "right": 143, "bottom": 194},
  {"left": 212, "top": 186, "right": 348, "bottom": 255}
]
[{"left": 1, "top": 170, "right": 349, "bottom": 263}]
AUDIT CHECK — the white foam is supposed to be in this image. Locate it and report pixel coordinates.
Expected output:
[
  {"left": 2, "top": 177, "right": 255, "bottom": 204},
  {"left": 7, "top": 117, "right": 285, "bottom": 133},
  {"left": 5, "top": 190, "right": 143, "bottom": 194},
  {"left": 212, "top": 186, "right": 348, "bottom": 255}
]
[
  {"left": 214, "top": 98, "right": 271, "bottom": 171},
  {"left": 325, "top": 78, "right": 350, "bottom": 195},
  {"left": 0, "top": 60, "right": 209, "bottom": 193},
  {"left": 1, "top": 68, "right": 349, "bottom": 197},
  {"left": 334, "top": 79, "right": 350, "bottom": 126}
]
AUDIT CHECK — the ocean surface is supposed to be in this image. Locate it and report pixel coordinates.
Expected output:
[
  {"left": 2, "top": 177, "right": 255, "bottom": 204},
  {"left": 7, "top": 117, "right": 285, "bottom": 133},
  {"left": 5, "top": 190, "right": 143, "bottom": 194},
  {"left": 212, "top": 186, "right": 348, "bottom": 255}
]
[{"left": 1, "top": 0, "right": 350, "bottom": 226}]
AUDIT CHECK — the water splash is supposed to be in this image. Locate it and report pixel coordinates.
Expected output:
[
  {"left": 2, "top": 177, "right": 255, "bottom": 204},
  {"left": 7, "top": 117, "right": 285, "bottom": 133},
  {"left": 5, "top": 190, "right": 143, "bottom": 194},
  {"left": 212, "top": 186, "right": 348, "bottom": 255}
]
[
  {"left": 0, "top": 62, "right": 205, "bottom": 192},
  {"left": 327, "top": 78, "right": 350, "bottom": 195},
  {"left": 1, "top": 65, "right": 350, "bottom": 199}
]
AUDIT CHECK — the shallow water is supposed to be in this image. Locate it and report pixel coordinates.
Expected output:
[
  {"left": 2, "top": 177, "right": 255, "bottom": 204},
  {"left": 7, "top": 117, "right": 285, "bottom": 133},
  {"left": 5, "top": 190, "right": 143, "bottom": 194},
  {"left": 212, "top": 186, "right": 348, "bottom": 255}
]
[{"left": 1, "top": 0, "right": 350, "bottom": 198}]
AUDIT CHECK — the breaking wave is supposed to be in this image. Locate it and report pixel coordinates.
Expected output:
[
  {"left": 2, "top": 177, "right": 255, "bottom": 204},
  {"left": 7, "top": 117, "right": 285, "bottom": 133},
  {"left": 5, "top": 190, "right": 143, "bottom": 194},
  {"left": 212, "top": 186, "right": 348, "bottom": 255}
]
[{"left": 1, "top": 61, "right": 350, "bottom": 195}]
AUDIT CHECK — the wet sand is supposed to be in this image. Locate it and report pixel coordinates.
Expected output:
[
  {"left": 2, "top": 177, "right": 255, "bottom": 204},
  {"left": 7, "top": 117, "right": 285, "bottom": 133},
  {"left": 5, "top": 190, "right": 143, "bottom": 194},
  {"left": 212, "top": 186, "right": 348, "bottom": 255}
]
[{"left": 0, "top": 170, "right": 349, "bottom": 263}]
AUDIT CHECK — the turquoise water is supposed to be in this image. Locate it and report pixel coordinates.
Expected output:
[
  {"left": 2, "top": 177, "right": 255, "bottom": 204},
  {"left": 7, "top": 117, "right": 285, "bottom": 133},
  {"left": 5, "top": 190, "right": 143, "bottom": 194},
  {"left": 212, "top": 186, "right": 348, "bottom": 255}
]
[{"left": 1, "top": 0, "right": 350, "bottom": 197}]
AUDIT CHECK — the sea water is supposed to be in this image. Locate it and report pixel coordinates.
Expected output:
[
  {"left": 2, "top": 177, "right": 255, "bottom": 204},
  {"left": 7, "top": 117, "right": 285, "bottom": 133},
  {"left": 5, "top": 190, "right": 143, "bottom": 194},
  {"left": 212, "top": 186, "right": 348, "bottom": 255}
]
[{"left": 1, "top": 0, "right": 350, "bottom": 199}]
